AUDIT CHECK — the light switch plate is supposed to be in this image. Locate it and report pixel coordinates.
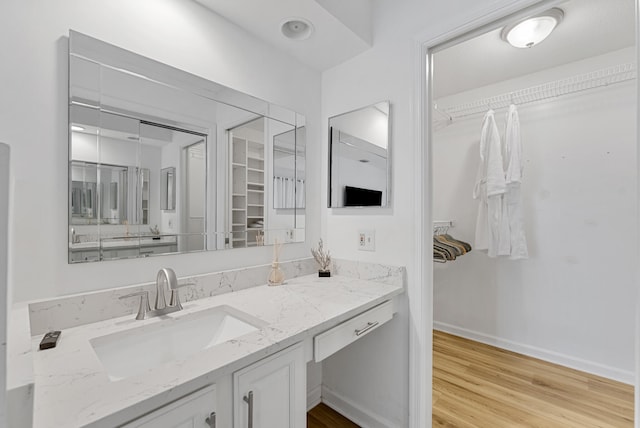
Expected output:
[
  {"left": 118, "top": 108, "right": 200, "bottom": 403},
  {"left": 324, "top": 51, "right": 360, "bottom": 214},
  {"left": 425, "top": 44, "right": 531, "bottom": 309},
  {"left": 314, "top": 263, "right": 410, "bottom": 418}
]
[{"left": 358, "top": 230, "right": 375, "bottom": 251}]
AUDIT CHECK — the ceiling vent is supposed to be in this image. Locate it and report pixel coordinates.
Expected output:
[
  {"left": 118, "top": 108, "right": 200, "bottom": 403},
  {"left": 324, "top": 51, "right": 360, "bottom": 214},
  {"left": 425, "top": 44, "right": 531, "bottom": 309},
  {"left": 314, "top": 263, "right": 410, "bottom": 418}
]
[{"left": 281, "top": 18, "right": 314, "bottom": 40}]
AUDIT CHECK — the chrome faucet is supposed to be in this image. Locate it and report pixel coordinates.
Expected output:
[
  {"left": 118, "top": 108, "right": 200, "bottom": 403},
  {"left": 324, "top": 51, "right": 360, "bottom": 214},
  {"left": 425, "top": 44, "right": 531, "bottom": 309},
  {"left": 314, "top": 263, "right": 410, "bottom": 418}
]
[
  {"left": 120, "top": 268, "right": 187, "bottom": 320},
  {"left": 155, "top": 268, "right": 176, "bottom": 310},
  {"left": 70, "top": 227, "right": 79, "bottom": 244}
]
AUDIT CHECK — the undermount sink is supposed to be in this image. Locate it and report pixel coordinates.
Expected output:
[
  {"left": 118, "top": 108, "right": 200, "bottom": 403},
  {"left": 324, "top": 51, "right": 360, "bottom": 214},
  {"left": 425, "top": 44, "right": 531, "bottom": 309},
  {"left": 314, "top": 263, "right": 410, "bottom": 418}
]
[{"left": 90, "top": 305, "right": 265, "bottom": 381}]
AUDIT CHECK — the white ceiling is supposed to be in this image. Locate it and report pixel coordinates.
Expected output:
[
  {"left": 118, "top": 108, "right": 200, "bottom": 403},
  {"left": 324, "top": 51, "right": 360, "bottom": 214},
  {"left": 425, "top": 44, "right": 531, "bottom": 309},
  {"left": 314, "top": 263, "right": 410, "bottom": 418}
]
[
  {"left": 433, "top": 0, "right": 636, "bottom": 99},
  {"left": 193, "top": 0, "right": 372, "bottom": 71},
  {"left": 190, "top": 0, "right": 634, "bottom": 93}
]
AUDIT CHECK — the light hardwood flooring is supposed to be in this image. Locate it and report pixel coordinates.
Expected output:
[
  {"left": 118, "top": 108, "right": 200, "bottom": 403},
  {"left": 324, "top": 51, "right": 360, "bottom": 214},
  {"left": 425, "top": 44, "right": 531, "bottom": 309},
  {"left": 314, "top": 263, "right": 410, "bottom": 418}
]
[
  {"left": 433, "top": 330, "right": 634, "bottom": 427},
  {"left": 307, "top": 403, "right": 360, "bottom": 428}
]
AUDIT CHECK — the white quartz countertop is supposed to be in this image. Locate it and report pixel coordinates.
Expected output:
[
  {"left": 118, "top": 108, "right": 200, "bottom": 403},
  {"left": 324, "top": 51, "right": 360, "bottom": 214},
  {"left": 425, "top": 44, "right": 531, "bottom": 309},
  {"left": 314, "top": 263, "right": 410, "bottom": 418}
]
[
  {"left": 31, "top": 274, "right": 403, "bottom": 428},
  {"left": 69, "top": 235, "right": 177, "bottom": 250}
]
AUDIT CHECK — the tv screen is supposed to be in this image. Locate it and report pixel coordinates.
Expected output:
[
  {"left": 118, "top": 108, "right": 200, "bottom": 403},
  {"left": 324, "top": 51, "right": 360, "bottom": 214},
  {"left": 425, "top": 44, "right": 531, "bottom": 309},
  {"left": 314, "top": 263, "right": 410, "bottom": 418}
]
[{"left": 344, "top": 186, "right": 383, "bottom": 207}]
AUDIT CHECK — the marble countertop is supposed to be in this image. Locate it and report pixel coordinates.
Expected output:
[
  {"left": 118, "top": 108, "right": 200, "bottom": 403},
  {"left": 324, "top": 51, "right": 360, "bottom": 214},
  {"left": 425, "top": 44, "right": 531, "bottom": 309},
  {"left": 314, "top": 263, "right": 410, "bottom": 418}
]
[
  {"left": 69, "top": 235, "right": 177, "bottom": 250},
  {"left": 7, "top": 303, "right": 35, "bottom": 427},
  {"left": 31, "top": 274, "right": 403, "bottom": 428}
]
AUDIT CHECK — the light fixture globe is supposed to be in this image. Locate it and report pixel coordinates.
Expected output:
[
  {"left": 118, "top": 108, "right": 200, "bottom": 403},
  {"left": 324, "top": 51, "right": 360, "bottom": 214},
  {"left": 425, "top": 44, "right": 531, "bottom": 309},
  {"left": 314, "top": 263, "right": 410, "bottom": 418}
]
[{"left": 501, "top": 8, "right": 564, "bottom": 48}]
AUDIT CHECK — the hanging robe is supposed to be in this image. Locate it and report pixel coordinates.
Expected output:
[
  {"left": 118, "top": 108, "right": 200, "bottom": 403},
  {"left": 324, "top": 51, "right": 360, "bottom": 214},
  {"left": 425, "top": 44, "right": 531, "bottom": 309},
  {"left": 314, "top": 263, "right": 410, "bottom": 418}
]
[
  {"left": 503, "top": 104, "right": 528, "bottom": 259},
  {"left": 473, "top": 109, "right": 506, "bottom": 257}
]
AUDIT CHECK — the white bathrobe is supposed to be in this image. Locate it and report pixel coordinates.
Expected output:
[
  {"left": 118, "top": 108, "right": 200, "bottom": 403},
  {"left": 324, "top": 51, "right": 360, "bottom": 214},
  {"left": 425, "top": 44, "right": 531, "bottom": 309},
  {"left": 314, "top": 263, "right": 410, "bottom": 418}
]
[
  {"left": 503, "top": 104, "right": 528, "bottom": 259},
  {"left": 473, "top": 110, "right": 506, "bottom": 257}
]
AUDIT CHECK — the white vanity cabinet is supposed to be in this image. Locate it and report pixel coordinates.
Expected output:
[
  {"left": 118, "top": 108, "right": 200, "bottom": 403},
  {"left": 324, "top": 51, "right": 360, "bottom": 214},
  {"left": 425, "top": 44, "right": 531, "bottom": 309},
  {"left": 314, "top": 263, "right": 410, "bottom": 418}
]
[
  {"left": 122, "top": 384, "right": 217, "bottom": 428},
  {"left": 233, "top": 343, "right": 305, "bottom": 428},
  {"left": 121, "top": 343, "right": 304, "bottom": 428}
]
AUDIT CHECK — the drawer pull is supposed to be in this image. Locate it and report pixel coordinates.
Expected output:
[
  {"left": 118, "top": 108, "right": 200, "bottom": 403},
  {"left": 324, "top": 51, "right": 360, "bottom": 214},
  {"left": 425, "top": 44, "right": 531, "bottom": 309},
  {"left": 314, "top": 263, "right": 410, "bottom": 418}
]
[
  {"left": 243, "top": 391, "right": 254, "bottom": 428},
  {"left": 355, "top": 321, "right": 379, "bottom": 336},
  {"left": 205, "top": 411, "right": 216, "bottom": 428}
]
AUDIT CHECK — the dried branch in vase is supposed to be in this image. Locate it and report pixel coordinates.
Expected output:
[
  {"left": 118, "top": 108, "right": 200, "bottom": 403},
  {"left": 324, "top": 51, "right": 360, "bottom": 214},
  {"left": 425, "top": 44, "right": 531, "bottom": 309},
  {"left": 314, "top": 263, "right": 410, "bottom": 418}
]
[{"left": 311, "top": 239, "right": 331, "bottom": 272}]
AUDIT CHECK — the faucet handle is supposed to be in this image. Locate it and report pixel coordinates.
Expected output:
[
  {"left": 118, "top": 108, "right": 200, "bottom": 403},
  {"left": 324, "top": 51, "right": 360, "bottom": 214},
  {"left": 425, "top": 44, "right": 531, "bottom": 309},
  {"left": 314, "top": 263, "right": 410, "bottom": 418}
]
[
  {"left": 119, "top": 291, "right": 151, "bottom": 320},
  {"left": 169, "top": 282, "right": 192, "bottom": 310}
]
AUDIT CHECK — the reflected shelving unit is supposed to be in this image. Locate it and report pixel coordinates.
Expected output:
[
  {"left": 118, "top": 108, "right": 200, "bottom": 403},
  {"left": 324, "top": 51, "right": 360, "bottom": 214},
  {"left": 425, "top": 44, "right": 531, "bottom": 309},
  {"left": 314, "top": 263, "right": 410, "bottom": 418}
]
[{"left": 229, "top": 118, "right": 265, "bottom": 248}]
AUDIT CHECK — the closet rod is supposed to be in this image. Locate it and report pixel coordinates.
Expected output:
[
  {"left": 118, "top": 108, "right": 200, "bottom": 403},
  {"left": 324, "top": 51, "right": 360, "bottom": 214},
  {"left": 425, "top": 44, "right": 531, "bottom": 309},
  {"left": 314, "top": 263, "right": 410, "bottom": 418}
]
[{"left": 435, "top": 62, "right": 636, "bottom": 121}]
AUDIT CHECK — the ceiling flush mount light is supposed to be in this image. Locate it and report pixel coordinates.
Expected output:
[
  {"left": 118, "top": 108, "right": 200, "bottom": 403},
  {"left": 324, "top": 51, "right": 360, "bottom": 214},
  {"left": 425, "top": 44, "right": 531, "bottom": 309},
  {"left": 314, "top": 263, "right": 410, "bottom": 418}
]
[
  {"left": 281, "top": 17, "right": 314, "bottom": 40},
  {"left": 501, "top": 8, "right": 564, "bottom": 49},
  {"left": 71, "top": 125, "right": 85, "bottom": 132}
]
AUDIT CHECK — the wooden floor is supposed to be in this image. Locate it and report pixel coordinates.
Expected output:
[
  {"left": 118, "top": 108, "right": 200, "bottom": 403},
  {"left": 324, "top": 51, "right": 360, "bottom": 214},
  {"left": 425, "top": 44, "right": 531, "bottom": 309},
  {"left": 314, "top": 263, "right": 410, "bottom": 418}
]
[
  {"left": 307, "top": 403, "right": 360, "bottom": 428},
  {"left": 433, "top": 330, "right": 634, "bottom": 427}
]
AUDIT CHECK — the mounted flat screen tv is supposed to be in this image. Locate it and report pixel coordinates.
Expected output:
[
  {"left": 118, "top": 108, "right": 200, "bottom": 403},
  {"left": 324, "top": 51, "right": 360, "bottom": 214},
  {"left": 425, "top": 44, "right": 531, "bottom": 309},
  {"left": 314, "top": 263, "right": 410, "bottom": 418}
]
[{"left": 344, "top": 186, "right": 383, "bottom": 207}]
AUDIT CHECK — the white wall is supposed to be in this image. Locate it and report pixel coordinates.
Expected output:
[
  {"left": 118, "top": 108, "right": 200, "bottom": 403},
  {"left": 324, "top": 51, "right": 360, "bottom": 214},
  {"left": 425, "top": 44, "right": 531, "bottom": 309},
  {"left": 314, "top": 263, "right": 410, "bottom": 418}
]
[
  {"left": 330, "top": 106, "right": 388, "bottom": 149},
  {"left": 0, "top": 0, "right": 321, "bottom": 301},
  {"left": 72, "top": 133, "right": 139, "bottom": 165},
  {"left": 320, "top": 0, "right": 538, "bottom": 425},
  {"left": 323, "top": 0, "right": 536, "bottom": 274},
  {"left": 433, "top": 49, "right": 637, "bottom": 382}
]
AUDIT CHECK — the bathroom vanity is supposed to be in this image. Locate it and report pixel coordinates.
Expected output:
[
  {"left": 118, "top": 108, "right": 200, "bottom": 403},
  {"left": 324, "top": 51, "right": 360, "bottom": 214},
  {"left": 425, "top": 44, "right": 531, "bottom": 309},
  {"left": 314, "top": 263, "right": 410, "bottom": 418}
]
[
  {"left": 16, "top": 260, "right": 404, "bottom": 427},
  {"left": 0, "top": 27, "right": 406, "bottom": 428}
]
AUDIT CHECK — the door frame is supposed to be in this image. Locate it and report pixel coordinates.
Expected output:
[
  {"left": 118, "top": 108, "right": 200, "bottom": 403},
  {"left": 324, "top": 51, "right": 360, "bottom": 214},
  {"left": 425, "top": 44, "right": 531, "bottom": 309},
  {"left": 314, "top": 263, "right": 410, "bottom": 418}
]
[{"left": 410, "top": 0, "right": 640, "bottom": 427}]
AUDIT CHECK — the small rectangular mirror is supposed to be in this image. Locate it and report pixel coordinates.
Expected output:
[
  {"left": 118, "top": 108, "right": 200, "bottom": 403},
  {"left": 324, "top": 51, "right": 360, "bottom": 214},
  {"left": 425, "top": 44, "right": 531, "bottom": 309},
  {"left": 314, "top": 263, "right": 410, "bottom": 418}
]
[
  {"left": 273, "top": 127, "right": 305, "bottom": 210},
  {"left": 328, "top": 101, "right": 391, "bottom": 208},
  {"left": 161, "top": 167, "right": 176, "bottom": 211}
]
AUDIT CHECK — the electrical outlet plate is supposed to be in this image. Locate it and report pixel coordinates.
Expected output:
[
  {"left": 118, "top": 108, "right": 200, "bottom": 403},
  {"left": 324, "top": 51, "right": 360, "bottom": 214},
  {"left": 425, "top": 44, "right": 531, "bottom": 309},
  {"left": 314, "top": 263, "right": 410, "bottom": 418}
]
[{"left": 358, "top": 230, "right": 375, "bottom": 251}]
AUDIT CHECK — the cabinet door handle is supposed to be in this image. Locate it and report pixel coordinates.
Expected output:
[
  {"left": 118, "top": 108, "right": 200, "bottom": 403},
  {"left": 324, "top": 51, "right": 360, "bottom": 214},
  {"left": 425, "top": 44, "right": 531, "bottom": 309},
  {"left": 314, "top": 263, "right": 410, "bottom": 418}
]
[
  {"left": 355, "top": 321, "right": 379, "bottom": 336},
  {"left": 243, "top": 391, "right": 254, "bottom": 428},
  {"left": 205, "top": 411, "right": 216, "bottom": 428}
]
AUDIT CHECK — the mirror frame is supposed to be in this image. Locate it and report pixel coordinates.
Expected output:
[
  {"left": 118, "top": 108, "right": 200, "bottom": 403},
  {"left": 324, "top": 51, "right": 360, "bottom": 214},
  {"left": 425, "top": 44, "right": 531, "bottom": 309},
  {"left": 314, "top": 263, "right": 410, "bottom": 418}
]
[
  {"left": 327, "top": 101, "right": 391, "bottom": 208},
  {"left": 68, "top": 30, "right": 306, "bottom": 263}
]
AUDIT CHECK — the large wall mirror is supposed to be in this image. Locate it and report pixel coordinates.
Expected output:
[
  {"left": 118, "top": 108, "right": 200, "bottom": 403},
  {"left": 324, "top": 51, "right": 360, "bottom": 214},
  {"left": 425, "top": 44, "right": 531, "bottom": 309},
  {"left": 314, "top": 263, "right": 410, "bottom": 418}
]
[
  {"left": 328, "top": 101, "right": 390, "bottom": 208},
  {"left": 68, "top": 31, "right": 305, "bottom": 263}
]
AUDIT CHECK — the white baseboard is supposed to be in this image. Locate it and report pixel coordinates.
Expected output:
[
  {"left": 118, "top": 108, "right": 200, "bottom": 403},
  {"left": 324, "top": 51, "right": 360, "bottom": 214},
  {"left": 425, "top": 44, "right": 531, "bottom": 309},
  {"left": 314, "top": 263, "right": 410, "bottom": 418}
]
[
  {"left": 321, "top": 385, "right": 400, "bottom": 428},
  {"left": 307, "top": 384, "right": 322, "bottom": 411},
  {"left": 434, "top": 321, "right": 634, "bottom": 385}
]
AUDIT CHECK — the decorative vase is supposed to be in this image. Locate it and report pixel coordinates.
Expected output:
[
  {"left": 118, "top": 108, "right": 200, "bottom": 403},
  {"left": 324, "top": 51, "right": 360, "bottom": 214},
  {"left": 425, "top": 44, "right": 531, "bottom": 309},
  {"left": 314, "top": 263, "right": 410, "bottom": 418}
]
[
  {"left": 268, "top": 262, "right": 285, "bottom": 286},
  {"left": 318, "top": 270, "right": 331, "bottom": 278}
]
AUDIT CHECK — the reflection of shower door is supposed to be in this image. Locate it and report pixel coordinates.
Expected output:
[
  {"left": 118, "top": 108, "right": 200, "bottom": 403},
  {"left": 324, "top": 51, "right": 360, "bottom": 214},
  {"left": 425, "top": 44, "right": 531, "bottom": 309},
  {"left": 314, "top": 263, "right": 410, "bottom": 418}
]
[{"left": 184, "top": 141, "right": 206, "bottom": 251}]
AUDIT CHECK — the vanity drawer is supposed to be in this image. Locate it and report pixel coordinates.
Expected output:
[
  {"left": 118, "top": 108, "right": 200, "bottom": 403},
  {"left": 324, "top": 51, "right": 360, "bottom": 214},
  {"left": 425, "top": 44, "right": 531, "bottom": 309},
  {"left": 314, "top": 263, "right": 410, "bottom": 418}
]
[{"left": 314, "top": 300, "right": 393, "bottom": 362}]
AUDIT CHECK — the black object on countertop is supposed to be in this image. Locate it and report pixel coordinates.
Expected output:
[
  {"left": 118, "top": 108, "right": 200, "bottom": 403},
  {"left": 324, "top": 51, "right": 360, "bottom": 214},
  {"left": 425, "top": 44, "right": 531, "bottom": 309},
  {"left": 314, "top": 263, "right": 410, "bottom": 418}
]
[{"left": 39, "top": 330, "right": 61, "bottom": 350}]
